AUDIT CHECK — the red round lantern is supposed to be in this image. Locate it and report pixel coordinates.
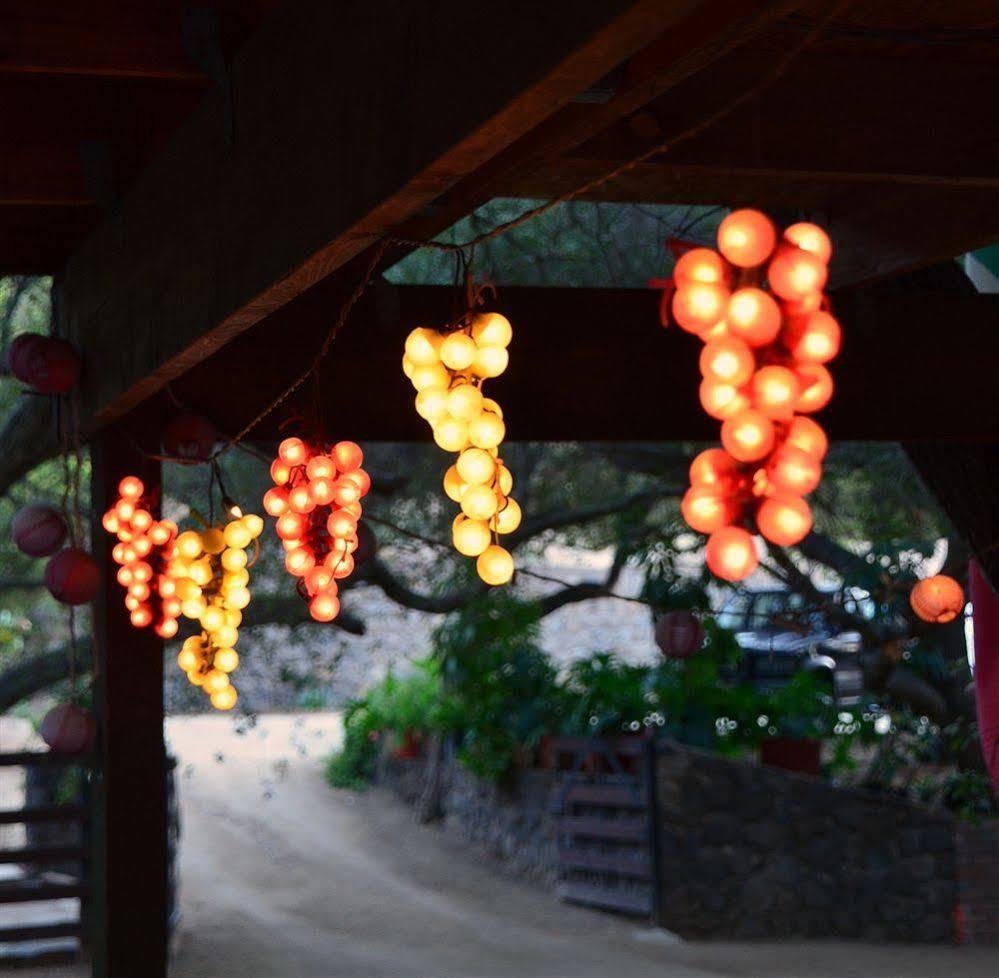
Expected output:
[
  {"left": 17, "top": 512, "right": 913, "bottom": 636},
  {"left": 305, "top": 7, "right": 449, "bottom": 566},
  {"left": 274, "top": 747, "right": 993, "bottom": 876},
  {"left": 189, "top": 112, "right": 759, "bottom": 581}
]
[
  {"left": 910, "top": 575, "right": 965, "bottom": 624},
  {"left": 6, "top": 334, "right": 44, "bottom": 381},
  {"left": 12, "top": 504, "right": 67, "bottom": 557},
  {"left": 40, "top": 703, "right": 96, "bottom": 754},
  {"left": 10, "top": 336, "right": 81, "bottom": 394},
  {"left": 162, "top": 412, "right": 218, "bottom": 463},
  {"left": 654, "top": 610, "right": 705, "bottom": 659},
  {"left": 44, "top": 548, "right": 100, "bottom": 605}
]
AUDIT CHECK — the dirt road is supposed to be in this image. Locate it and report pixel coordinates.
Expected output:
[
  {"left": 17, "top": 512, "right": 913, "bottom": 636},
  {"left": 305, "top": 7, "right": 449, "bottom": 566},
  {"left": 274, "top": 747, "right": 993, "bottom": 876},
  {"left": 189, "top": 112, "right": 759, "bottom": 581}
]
[{"left": 25, "top": 712, "right": 999, "bottom": 977}]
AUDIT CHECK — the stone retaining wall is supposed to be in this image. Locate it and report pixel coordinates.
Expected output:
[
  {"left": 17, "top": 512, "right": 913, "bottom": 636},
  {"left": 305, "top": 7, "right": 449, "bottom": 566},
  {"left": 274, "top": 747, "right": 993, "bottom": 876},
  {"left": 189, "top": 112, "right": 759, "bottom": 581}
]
[
  {"left": 378, "top": 751, "right": 559, "bottom": 887},
  {"left": 655, "top": 743, "right": 957, "bottom": 942}
]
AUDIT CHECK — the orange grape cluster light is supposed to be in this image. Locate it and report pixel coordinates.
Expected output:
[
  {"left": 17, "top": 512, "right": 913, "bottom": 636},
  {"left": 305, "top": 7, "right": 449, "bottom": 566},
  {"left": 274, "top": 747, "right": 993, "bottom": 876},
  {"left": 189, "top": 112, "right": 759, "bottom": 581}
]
[
  {"left": 667, "top": 210, "right": 841, "bottom": 582},
  {"left": 102, "top": 477, "right": 181, "bottom": 638},
  {"left": 167, "top": 511, "right": 263, "bottom": 710},
  {"left": 403, "top": 313, "right": 519, "bottom": 585},
  {"left": 263, "top": 437, "right": 369, "bottom": 622}
]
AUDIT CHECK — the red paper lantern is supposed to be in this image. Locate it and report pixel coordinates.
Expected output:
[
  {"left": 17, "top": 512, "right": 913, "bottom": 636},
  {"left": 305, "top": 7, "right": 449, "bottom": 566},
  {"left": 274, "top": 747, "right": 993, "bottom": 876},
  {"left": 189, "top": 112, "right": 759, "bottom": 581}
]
[
  {"left": 40, "top": 703, "right": 96, "bottom": 754},
  {"left": 45, "top": 548, "right": 100, "bottom": 605},
  {"left": 12, "top": 505, "right": 67, "bottom": 557},
  {"left": 9, "top": 336, "right": 81, "bottom": 394},
  {"left": 162, "top": 413, "right": 218, "bottom": 463},
  {"left": 910, "top": 575, "right": 965, "bottom": 624},
  {"left": 654, "top": 610, "right": 705, "bottom": 658}
]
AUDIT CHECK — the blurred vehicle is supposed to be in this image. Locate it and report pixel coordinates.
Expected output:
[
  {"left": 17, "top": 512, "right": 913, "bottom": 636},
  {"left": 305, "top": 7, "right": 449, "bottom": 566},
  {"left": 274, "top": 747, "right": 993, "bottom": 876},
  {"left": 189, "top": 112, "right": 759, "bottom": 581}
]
[{"left": 717, "top": 588, "right": 873, "bottom": 705}]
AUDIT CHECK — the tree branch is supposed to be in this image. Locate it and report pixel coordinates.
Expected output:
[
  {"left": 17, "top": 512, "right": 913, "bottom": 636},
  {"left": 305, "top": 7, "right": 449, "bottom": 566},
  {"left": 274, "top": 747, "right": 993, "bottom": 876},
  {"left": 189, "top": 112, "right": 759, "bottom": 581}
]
[{"left": 0, "top": 395, "right": 59, "bottom": 498}]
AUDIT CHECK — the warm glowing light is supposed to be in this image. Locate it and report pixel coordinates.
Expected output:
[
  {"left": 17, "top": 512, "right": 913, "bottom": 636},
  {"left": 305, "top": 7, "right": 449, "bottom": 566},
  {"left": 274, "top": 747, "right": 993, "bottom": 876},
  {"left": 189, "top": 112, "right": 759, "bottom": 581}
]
[
  {"left": 456, "top": 448, "right": 496, "bottom": 486},
  {"left": 471, "top": 312, "right": 513, "bottom": 348},
  {"left": 756, "top": 494, "right": 812, "bottom": 546},
  {"left": 461, "top": 485, "right": 500, "bottom": 521},
  {"left": 495, "top": 498, "right": 522, "bottom": 535},
  {"left": 211, "top": 686, "right": 238, "bottom": 711},
  {"left": 717, "top": 209, "right": 776, "bottom": 268},
  {"left": 439, "top": 332, "right": 478, "bottom": 371},
  {"left": 672, "top": 282, "right": 729, "bottom": 335},
  {"left": 699, "top": 337, "right": 755, "bottom": 386},
  {"left": 699, "top": 379, "right": 751, "bottom": 420},
  {"left": 434, "top": 418, "right": 470, "bottom": 452},
  {"left": 726, "top": 288, "right": 781, "bottom": 347},
  {"left": 453, "top": 517, "right": 492, "bottom": 557},
  {"left": 306, "top": 455, "right": 337, "bottom": 481},
  {"left": 468, "top": 412, "right": 505, "bottom": 450},
  {"left": 405, "top": 327, "right": 442, "bottom": 366},
  {"left": 278, "top": 437, "right": 308, "bottom": 466},
  {"left": 681, "top": 487, "right": 738, "bottom": 534},
  {"left": 767, "top": 444, "right": 822, "bottom": 496},
  {"left": 705, "top": 526, "right": 759, "bottom": 582},
  {"left": 118, "top": 476, "right": 144, "bottom": 500},
  {"left": 910, "top": 575, "right": 965, "bottom": 624},
  {"left": 784, "top": 310, "right": 841, "bottom": 365},
  {"left": 794, "top": 364, "right": 834, "bottom": 414},
  {"left": 768, "top": 245, "right": 828, "bottom": 301},
  {"left": 447, "top": 384, "right": 484, "bottom": 421},
  {"left": 785, "top": 416, "right": 828, "bottom": 460},
  {"left": 784, "top": 223, "right": 832, "bottom": 264},
  {"left": 674, "top": 248, "right": 728, "bottom": 285},
  {"left": 477, "top": 545, "right": 514, "bottom": 586},
  {"left": 751, "top": 365, "right": 800, "bottom": 421},
  {"left": 721, "top": 408, "right": 776, "bottom": 463},
  {"left": 689, "top": 448, "right": 741, "bottom": 492}
]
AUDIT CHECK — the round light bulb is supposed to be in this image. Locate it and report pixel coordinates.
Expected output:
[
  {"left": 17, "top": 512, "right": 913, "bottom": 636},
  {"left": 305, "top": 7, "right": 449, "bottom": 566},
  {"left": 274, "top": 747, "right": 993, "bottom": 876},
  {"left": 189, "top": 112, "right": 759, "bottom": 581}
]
[
  {"left": 477, "top": 545, "right": 514, "bottom": 586},
  {"left": 495, "top": 497, "right": 522, "bottom": 535},
  {"left": 471, "top": 312, "right": 513, "bottom": 348},
  {"left": 434, "top": 418, "right": 470, "bottom": 452},
  {"left": 439, "top": 332, "right": 477, "bottom": 371},
  {"left": 468, "top": 412, "right": 505, "bottom": 450},
  {"left": 461, "top": 485, "right": 499, "bottom": 521},
  {"left": 456, "top": 448, "right": 496, "bottom": 486},
  {"left": 447, "top": 384, "right": 484, "bottom": 421},
  {"left": 405, "top": 327, "right": 442, "bottom": 367},
  {"left": 453, "top": 517, "right": 492, "bottom": 556}
]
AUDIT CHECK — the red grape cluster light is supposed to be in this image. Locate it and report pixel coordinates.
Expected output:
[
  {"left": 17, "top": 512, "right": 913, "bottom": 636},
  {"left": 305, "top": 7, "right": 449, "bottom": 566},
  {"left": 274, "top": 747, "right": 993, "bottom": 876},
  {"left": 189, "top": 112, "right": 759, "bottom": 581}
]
[
  {"left": 664, "top": 210, "right": 840, "bottom": 582},
  {"left": 102, "top": 476, "right": 181, "bottom": 637},
  {"left": 263, "top": 437, "right": 369, "bottom": 622}
]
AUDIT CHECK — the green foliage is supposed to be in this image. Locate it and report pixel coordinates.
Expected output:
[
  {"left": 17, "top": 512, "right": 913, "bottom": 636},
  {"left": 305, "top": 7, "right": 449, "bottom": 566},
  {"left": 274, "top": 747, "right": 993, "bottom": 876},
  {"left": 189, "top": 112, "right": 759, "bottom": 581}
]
[
  {"left": 561, "top": 653, "right": 650, "bottom": 737},
  {"left": 325, "top": 702, "right": 381, "bottom": 790}
]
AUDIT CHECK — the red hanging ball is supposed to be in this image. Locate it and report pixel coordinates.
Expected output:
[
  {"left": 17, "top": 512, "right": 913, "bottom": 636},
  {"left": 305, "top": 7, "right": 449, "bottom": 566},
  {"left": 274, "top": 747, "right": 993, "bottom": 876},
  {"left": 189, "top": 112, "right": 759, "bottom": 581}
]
[
  {"left": 12, "top": 505, "right": 68, "bottom": 557},
  {"left": 6, "top": 334, "right": 45, "bottom": 382},
  {"left": 45, "top": 548, "right": 100, "bottom": 605},
  {"left": 162, "top": 412, "right": 218, "bottom": 463},
  {"left": 40, "top": 703, "right": 96, "bottom": 754},
  {"left": 654, "top": 610, "right": 705, "bottom": 659},
  {"left": 12, "top": 337, "right": 81, "bottom": 394}
]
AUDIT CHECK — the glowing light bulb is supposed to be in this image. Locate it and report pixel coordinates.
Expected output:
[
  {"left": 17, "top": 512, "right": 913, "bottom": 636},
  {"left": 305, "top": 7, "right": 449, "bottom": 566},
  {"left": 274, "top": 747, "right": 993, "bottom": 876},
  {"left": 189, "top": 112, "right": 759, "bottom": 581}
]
[
  {"left": 468, "top": 412, "right": 505, "bottom": 450},
  {"left": 243, "top": 514, "right": 264, "bottom": 539},
  {"left": 472, "top": 345, "right": 509, "bottom": 379},
  {"left": 270, "top": 459, "right": 292, "bottom": 485},
  {"left": 700, "top": 337, "right": 755, "bottom": 386},
  {"left": 411, "top": 363, "right": 450, "bottom": 392},
  {"left": 214, "top": 649, "right": 239, "bottom": 673},
  {"left": 689, "top": 448, "right": 741, "bottom": 492},
  {"left": 288, "top": 485, "right": 316, "bottom": 514},
  {"left": 447, "top": 384, "right": 484, "bottom": 421},
  {"left": 285, "top": 548, "right": 315, "bottom": 577},
  {"left": 328, "top": 552, "right": 356, "bottom": 579},
  {"left": 439, "top": 332, "right": 477, "bottom": 371},
  {"left": 726, "top": 288, "right": 781, "bottom": 347},
  {"left": 211, "top": 685, "right": 238, "bottom": 711},
  {"left": 794, "top": 364, "right": 834, "bottom": 414},
  {"left": 783, "top": 223, "right": 832, "bottom": 264},
  {"left": 681, "top": 486, "right": 739, "bottom": 534},
  {"left": 278, "top": 437, "right": 308, "bottom": 466},
  {"left": 177, "top": 648, "right": 199, "bottom": 672},
  {"left": 461, "top": 485, "right": 499, "bottom": 521},
  {"left": 175, "top": 531, "right": 202, "bottom": 560},
  {"left": 705, "top": 526, "right": 759, "bottom": 581},
  {"left": 785, "top": 416, "right": 828, "bottom": 461},
  {"left": 306, "top": 455, "right": 337, "bottom": 481},
  {"left": 768, "top": 245, "right": 828, "bottom": 301},
  {"left": 456, "top": 448, "right": 496, "bottom": 486},
  {"left": 221, "top": 547, "right": 248, "bottom": 571},
  {"left": 453, "top": 517, "right": 492, "bottom": 556},
  {"left": 497, "top": 465, "right": 513, "bottom": 496},
  {"left": 495, "top": 498, "right": 522, "bottom": 535},
  {"left": 130, "top": 606, "right": 153, "bottom": 628},
  {"left": 756, "top": 494, "right": 812, "bottom": 547},
  {"left": 226, "top": 587, "right": 252, "bottom": 610},
  {"left": 310, "top": 590, "right": 341, "bottom": 622},
  {"left": 767, "top": 444, "right": 822, "bottom": 496},
  {"left": 721, "top": 408, "right": 776, "bottom": 463},
  {"left": 471, "top": 312, "right": 513, "bottom": 348},
  {"left": 443, "top": 466, "right": 467, "bottom": 502},
  {"left": 405, "top": 327, "right": 442, "bottom": 366},
  {"left": 673, "top": 248, "right": 728, "bottom": 285},
  {"left": 717, "top": 209, "right": 776, "bottom": 268},
  {"left": 699, "top": 379, "right": 751, "bottom": 420},
  {"left": 434, "top": 417, "right": 470, "bottom": 452},
  {"left": 416, "top": 388, "right": 449, "bottom": 423},
  {"left": 672, "top": 282, "right": 729, "bottom": 335},
  {"left": 784, "top": 310, "right": 841, "bottom": 365},
  {"left": 333, "top": 441, "right": 364, "bottom": 472},
  {"left": 477, "top": 545, "right": 514, "bottom": 585},
  {"left": 305, "top": 566, "right": 335, "bottom": 596},
  {"left": 751, "top": 365, "right": 800, "bottom": 421}
]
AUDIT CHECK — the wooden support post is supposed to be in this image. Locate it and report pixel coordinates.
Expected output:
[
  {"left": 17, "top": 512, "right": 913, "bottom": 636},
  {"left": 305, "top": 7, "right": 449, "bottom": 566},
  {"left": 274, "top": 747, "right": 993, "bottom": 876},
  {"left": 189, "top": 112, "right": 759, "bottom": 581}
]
[{"left": 89, "top": 418, "right": 167, "bottom": 978}]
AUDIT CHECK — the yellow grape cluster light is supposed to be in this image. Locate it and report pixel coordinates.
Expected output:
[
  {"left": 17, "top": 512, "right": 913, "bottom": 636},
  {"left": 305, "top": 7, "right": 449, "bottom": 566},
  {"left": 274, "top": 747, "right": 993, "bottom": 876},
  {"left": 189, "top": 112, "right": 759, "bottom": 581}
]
[
  {"left": 168, "top": 511, "right": 263, "bottom": 711},
  {"left": 403, "top": 312, "right": 519, "bottom": 585}
]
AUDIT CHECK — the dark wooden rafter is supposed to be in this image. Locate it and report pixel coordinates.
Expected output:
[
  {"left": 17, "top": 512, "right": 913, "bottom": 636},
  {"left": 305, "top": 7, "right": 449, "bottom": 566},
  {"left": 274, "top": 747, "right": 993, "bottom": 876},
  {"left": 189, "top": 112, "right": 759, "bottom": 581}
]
[
  {"left": 160, "top": 281, "right": 999, "bottom": 445},
  {"left": 56, "top": 0, "right": 735, "bottom": 429}
]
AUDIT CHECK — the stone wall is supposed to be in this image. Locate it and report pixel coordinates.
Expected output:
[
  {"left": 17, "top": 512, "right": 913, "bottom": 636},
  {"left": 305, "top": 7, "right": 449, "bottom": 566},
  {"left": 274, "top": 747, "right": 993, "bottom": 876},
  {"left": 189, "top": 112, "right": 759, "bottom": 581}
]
[
  {"left": 956, "top": 821, "right": 999, "bottom": 944},
  {"left": 378, "top": 751, "right": 559, "bottom": 887},
  {"left": 654, "top": 743, "right": 957, "bottom": 942}
]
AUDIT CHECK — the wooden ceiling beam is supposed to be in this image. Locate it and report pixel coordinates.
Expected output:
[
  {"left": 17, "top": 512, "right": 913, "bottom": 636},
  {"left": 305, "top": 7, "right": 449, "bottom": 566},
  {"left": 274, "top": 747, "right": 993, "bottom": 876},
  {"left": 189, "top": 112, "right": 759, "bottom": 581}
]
[
  {"left": 165, "top": 282, "right": 999, "bottom": 445},
  {"left": 56, "top": 0, "right": 737, "bottom": 428}
]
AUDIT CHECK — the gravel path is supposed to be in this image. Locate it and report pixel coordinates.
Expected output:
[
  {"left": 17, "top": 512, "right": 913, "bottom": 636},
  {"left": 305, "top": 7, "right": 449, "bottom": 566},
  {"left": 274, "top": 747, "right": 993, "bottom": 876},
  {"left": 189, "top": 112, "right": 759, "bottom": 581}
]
[{"left": 20, "top": 713, "right": 999, "bottom": 978}]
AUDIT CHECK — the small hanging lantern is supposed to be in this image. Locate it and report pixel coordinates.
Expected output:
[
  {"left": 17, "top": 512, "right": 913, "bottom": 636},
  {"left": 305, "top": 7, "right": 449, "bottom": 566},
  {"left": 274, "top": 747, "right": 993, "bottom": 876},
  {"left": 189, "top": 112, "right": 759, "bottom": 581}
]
[
  {"left": 40, "top": 703, "right": 96, "bottom": 754},
  {"left": 654, "top": 610, "right": 705, "bottom": 659},
  {"left": 162, "top": 412, "right": 218, "bottom": 463},
  {"left": 12, "top": 505, "right": 67, "bottom": 558},
  {"left": 910, "top": 575, "right": 965, "bottom": 624},
  {"left": 7, "top": 334, "right": 81, "bottom": 394},
  {"left": 44, "top": 548, "right": 100, "bottom": 605}
]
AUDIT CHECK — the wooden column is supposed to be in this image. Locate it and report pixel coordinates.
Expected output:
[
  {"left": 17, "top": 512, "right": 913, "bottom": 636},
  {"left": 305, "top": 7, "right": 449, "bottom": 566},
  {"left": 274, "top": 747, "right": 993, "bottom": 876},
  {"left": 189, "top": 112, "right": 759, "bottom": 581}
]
[{"left": 89, "top": 418, "right": 167, "bottom": 977}]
